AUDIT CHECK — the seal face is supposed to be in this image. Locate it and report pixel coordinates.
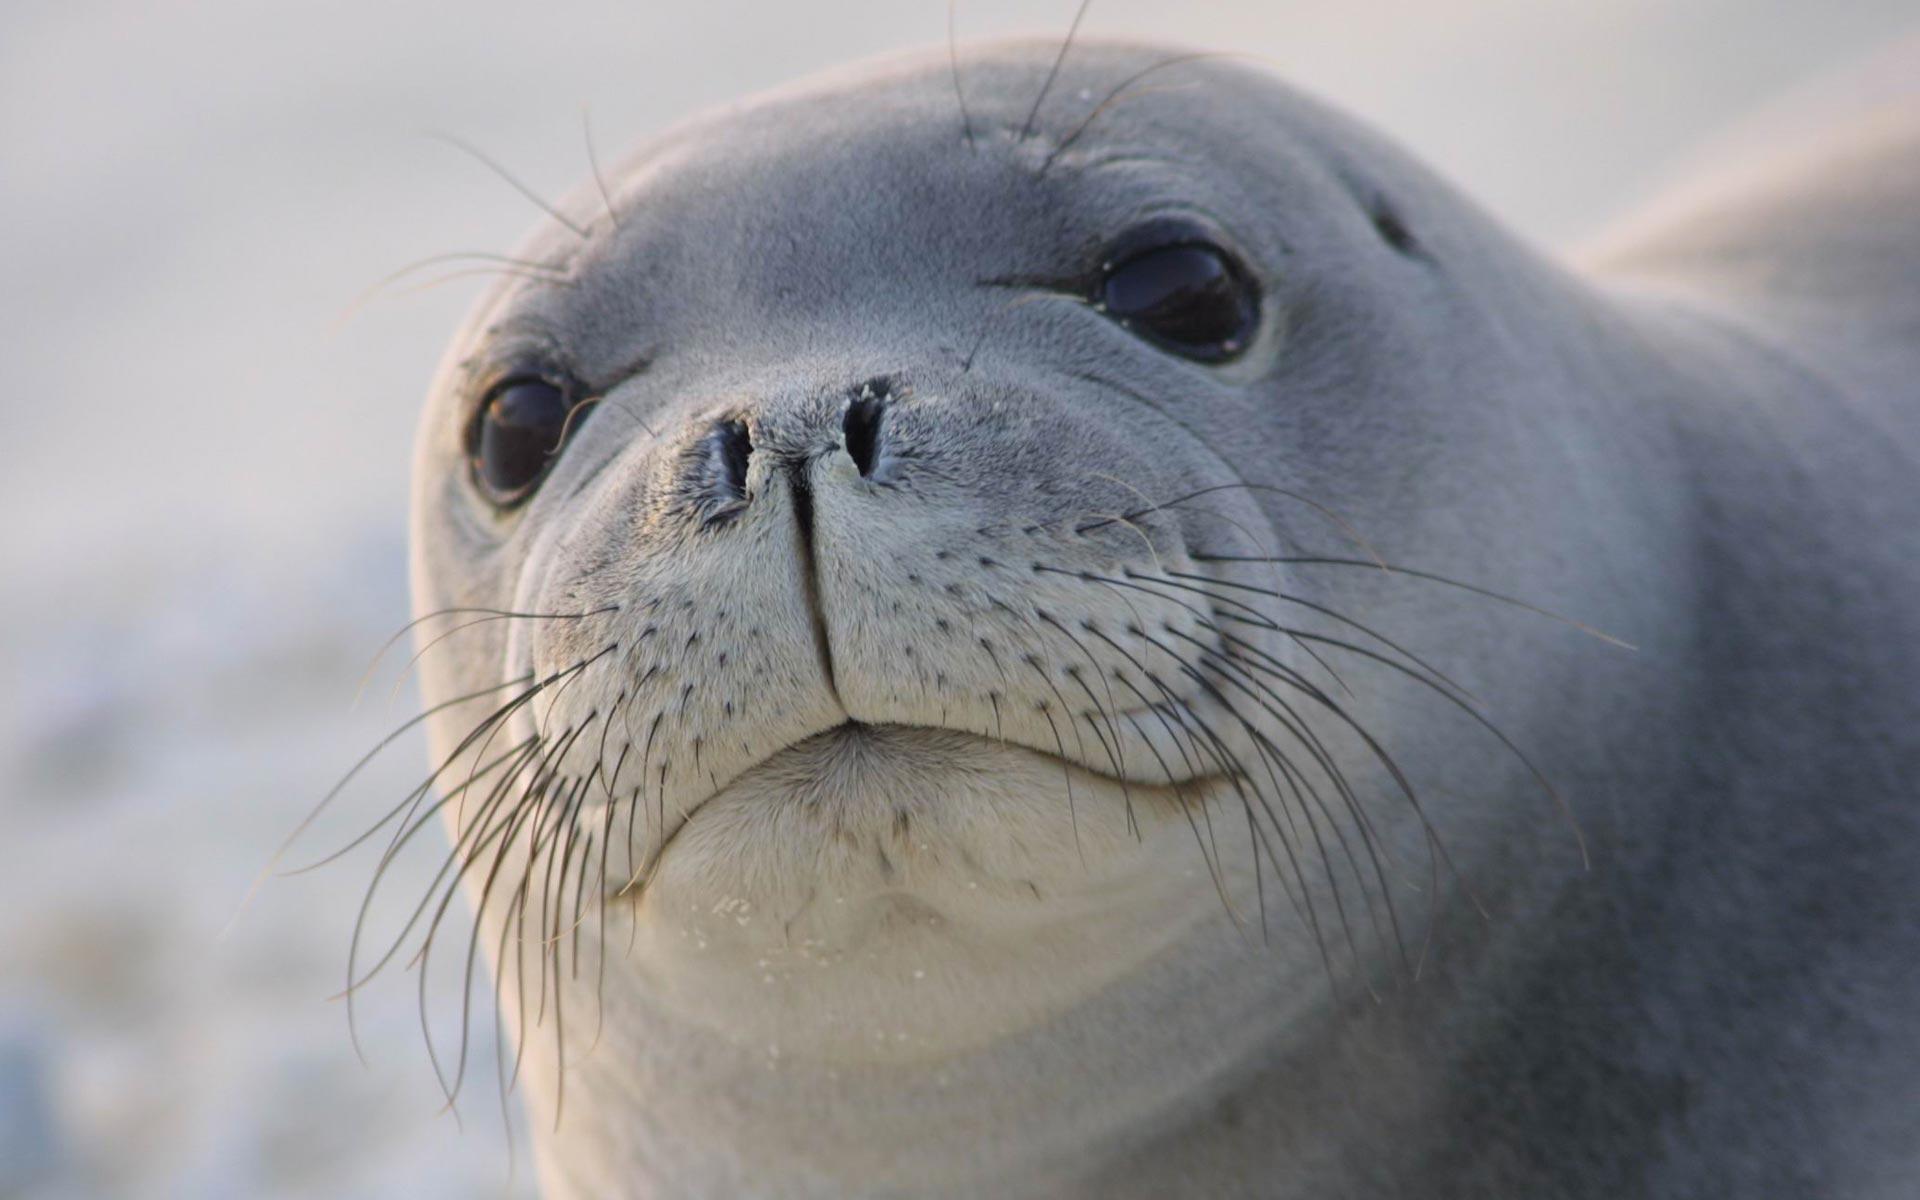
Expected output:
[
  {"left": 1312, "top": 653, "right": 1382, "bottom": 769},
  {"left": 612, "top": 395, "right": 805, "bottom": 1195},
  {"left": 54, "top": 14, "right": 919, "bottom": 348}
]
[{"left": 390, "top": 36, "right": 1920, "bottom": 1200}]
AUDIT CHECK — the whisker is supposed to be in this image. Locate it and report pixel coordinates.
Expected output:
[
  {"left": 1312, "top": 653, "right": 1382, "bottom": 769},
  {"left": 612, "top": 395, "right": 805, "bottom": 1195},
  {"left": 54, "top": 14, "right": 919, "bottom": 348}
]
[
  {"left": 340, "top": 734, "right": 544, "bottom": 1066},
  {"left": 1148, "top": 568, "right": 1476, "bottom": 704},
  {"left": 403, "top": 266, "right": 569, "bottom": 298},
  {"left": 582, "top": 106, "right": 621, "bottom": 230},
  {"left": 1080, "top": 480, "right": 1385, "bottom": 567},
  {"left": 414, "top": 764, "right": 556, "bottom": 1114},
  {"left": 1038, "top": 611, "right": 1138, "bottom": 835},
  {"left": 1135, "top": 628, "right": 1337, "bottom": 974},
  {"left": 429, "top": 130, "right": 589, "bottom": 239},
  {"left": 438, "top": 746, "right": 565, "bottom": 1109},
  {"left": 1193, "top": 554, "right": 1635, "bottom": 650},
  {"left": 1277, "top": 626, "right": 1589, "bottom": 871},
  {"left": 1217, "top": 618, "right": 1487, "bottom": 960},
  {"left": 1018, "top": 0, "right": 1095, "bottom": 141},
  {"left": 947, "top": 0, "right": 976, "bottom": 151},
  {"left": 1112, "top": 682, "right": 1238, "bottom": 918},
  {"left": 456, "top": 757, "right": 580, "bottom": 1107},
  {"left": 1189, "top": 641, "right": 1404, "bottom": 983},
  {"left": 282, "top": 673, "right": 544, "bottom": 876},
  {"left": 339, "top": 250, "right": 568, "bottom": 323},
  {"left": 1042, "top": 50, "right": 1252, "bottom": 171},
  {"left": 1037, "top": 564, "right": 1354, "bottom": 701},
  {"left": 354, "top": 607, "right": 607, "bottom": 707}
]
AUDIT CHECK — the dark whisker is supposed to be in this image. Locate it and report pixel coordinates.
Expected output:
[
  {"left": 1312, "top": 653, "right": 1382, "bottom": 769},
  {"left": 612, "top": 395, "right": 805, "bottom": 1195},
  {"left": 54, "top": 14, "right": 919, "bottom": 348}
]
[
  {"left": 413, "top": 759, "right": 556, "bottom": 1113},
  {"left": 1077, "top": 572, "right": 1414, "bottom": 976},
  {"left": 429, "top": 130, "right": 589, "bottom": 239},
  {"left": 1018, "top": 0, "right": 1094, "bottom": 141},
  {"left": 338, "top": 737, "right": 540, "bottom": 1002},
  {"left": 1196, "top": 625, "right": 1407, "bottom": 882},
  {"left": 438, "top": 742, "right": 566, "bottom": 1109},
  {"left": 1217, "top": 618, "right": 1489, "bottom": 959},
  {"left": 1134, "top": 627, "right": 1338, "bottom": 974},
  {"left": 1149, "top": 568, "right": 1476, "bottom": 704},
  {"left": 1187, "top": 640, "right": 1404, "bottom": 983},
  {"left": 1038, "top": 611, "right": 1139, "bottom": 835},
  {"left": 990, "top": 598, "right": 1099, "bottom": 850},
  {"left": 354, "top": 606, "right": 608, "bottom": 705},
  {"left": 1041, "top": 51, "right": 1245, "bottom": 172},
  {"left": 283, "top": 673, "right": 544, "bottom": 877},
  {"left": 1192, "top": 553, "right": 1635, "bottom": 649},
  {"left": 453, "top": 754, "right": 580, "bottom": 1107},
  {"left": 582, "top": 106, "right": 622, "bottom": 230},
  {"left": 340, "top": 734, "right": 544, "bottom": 1067},
  {"left": 1079, "top": 480, "right": 1384, "bottom": 567},
  {"left": 1275, "top": 626, "right": 1589, "bottom": 871},
  {"left": 1112, "top": 681, "right": 1237, "bottom": 917},
  {"left": 334, "top": 255, "right": 572, "bottom": 329},
  {"left": 1036, "top": 564, "right": 1353, "bottom": 700},
  {"left": 947, "top": 0, "right": 976, "bottom": 151}
]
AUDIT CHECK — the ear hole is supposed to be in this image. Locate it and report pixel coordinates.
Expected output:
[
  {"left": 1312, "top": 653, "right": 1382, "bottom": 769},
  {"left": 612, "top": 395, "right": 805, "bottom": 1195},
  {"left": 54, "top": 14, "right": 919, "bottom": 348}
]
[{"left": 1370, "top": 201, "right": 1419, "bottom": 258}]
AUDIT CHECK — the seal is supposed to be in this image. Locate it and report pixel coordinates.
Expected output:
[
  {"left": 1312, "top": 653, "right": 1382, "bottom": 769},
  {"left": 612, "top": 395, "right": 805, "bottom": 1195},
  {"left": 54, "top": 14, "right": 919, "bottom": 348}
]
[{"left": 388, "top": 38, "right": 1920, "bottom": 1198}]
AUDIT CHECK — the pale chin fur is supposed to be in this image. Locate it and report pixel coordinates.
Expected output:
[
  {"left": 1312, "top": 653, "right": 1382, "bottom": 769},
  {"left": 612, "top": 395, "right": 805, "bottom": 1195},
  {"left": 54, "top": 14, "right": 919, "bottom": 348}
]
[{"left": 622, "top": 725, "right": 1234, "bottom": 1060}]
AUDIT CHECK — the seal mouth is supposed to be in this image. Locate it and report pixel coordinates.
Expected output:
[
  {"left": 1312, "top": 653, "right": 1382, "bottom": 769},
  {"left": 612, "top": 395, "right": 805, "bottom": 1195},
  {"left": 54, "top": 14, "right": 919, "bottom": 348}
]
[
  {"left": 784, "top": 718, "right": 1217, "bottom": 790},
  {"left": 623, "top": 717, "right": 1226, "bottom": 895}
]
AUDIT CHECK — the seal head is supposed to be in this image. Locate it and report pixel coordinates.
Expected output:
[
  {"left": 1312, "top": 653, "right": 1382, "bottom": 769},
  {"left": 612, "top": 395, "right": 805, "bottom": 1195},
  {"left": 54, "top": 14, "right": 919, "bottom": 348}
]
[{"left": 401, "top": 37, "right": 1920, "bottom": 1199}]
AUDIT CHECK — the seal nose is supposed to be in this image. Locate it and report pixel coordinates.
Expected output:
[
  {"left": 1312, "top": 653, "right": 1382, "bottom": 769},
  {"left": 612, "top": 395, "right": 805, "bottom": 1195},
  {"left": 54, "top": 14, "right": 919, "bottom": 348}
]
[{"left": 685, "top": 377, "right": 895, "bottom": 522}]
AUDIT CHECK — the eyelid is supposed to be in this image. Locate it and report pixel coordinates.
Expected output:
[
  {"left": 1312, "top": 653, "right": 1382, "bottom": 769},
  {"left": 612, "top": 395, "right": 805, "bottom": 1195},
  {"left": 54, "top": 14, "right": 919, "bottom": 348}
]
[
  {"left": 459, "top": 324, "right": 575, "bottom": 395},
  {"left": 478, "top": 364, "right": 573, "bottom": 401},
  {"left": 1099, "top": 212, "right": 1244, "bottom": 270}
]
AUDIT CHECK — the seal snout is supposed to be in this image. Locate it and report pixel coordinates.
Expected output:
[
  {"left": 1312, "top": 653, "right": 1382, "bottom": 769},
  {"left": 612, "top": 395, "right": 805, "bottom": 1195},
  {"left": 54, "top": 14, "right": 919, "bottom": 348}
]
[{"left": 572, "top": 364, "right": 1240, "bottom": 802}]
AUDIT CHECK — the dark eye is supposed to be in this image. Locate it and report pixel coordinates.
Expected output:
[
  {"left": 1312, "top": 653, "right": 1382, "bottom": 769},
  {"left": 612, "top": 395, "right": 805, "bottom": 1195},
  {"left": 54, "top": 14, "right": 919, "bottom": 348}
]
[
  {"left": 1099, "top": 242, "right": 1258, "bottom": 361},
  {"left": 470, "top": 376, "right": 575, "bottom": 505}
]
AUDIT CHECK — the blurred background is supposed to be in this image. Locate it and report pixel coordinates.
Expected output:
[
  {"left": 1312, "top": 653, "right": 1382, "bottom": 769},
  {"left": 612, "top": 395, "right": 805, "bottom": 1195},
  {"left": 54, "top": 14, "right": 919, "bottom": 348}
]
[{"left": 3, "top": 1, "right": 1915, "bottom": 1195}]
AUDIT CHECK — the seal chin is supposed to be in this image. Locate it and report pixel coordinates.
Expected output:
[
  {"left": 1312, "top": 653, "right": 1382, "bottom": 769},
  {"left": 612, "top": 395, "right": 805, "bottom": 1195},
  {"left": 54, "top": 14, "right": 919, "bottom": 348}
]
[{"left": 622, "top": 721, "right": 1239, "bottom": 1061}]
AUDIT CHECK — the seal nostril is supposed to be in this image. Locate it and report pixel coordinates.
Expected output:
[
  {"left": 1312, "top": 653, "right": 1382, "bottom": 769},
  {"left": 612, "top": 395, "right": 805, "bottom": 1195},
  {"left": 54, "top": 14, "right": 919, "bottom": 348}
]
[
  {"left": 711, "top": 418, "right": 752, "bottom": 502},
  {"left": 843, "top": 390, "right": 885, "bottom": 478}
]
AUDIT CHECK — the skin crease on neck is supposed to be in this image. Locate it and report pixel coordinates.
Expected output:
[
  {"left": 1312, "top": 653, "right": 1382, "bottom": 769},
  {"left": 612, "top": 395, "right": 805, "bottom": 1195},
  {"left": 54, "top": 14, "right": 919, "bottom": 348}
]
[{"left": 380, "top": 35, "right": 1920, "bottom": 1200}]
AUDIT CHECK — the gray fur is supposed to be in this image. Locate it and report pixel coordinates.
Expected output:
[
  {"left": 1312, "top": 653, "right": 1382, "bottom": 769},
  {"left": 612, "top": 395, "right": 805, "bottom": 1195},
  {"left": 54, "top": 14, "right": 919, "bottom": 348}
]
[{"left": 406, "top": 39, "right": 1920, "bottom": 1197}]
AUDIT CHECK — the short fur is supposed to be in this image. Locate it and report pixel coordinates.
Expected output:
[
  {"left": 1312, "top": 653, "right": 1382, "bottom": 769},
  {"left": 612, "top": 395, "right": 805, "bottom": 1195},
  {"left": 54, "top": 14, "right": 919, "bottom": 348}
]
[{"left": 404, "top": 40, "right": 1920, "bottom": 1197}]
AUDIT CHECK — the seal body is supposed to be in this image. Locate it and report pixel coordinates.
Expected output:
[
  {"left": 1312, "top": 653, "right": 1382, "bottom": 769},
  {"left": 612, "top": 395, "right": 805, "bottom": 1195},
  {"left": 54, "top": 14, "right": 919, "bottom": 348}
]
[{"left": 405, "top": 40, "right": 1920, "bottom": 1197}]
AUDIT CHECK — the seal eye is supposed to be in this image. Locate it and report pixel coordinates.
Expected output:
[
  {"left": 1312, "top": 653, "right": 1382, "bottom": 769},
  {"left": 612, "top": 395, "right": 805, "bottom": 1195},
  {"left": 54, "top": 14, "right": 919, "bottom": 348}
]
[
  {"left": 470, "top": 376, "right": 574, "bottom": 505},
  {"left": 1100, "top": 243, "right": 1257, "bottom": 361}
]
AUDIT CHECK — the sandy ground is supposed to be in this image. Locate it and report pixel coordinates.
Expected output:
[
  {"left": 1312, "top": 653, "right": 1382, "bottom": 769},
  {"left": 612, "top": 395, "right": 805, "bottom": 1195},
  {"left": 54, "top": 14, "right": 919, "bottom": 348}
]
[{"left": 3, "top": 2, "right": 1915, "bottom": 1195}]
